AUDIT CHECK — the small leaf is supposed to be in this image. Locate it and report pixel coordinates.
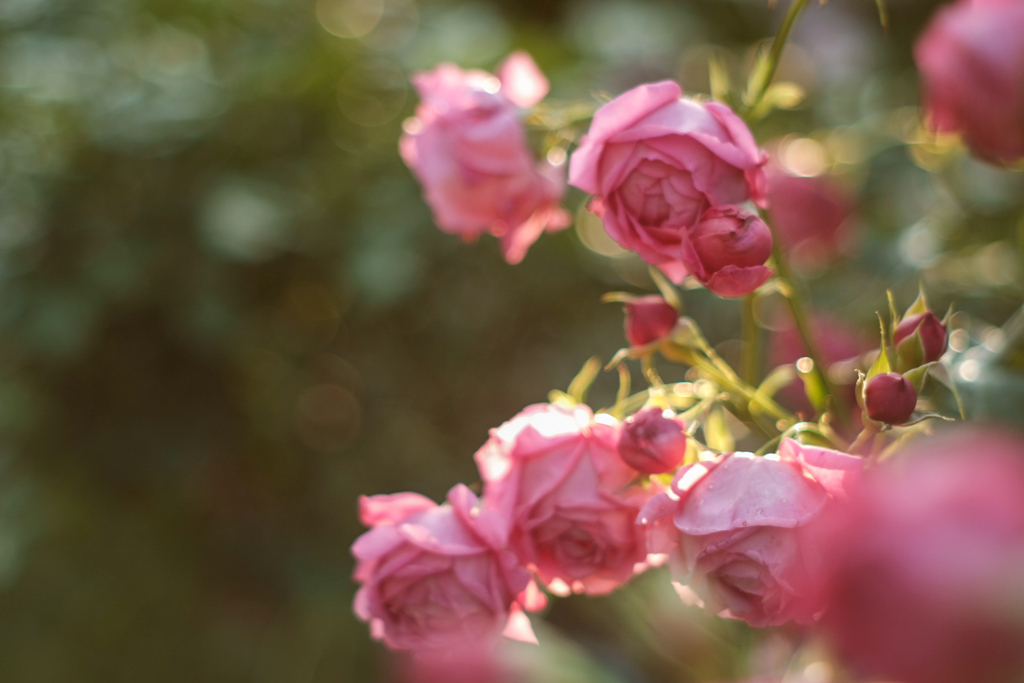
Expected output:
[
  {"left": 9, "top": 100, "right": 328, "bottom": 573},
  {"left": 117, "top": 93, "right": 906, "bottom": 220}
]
[
  {"left": 649, "top": 267, "right": 683, "bottom": 312},
  {"left": 887, "top": 289, "right": 899, "bottom": 341},
  {"left": 615, "top": 364, "right": 632, "bottom": 406},
  {"left": 901, "top": 411, "right": 955, "bottom": 427},
  {"left": 567, "top": 356, "right": 603, "bottom": 404},
  {"left": 703, "top": 407, "right": 735, "bottom": 452},
  {"left": 744, "top": 45, "right": 772, "bottom": 107},
  {"left": 708, "top": 54, "right": 732, "bottom": 104},
  {"left": 904, "top": 363, "right": 931, "bottom": 394},
  {"left": 904, "top": 284, "right": 930, "bottom": 318}
]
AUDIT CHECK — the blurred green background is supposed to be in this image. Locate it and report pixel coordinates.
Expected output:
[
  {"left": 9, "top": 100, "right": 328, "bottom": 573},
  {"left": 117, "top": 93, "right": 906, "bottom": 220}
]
[{"left": 0, "top": 0, "right": 1022, "bottom": 680}]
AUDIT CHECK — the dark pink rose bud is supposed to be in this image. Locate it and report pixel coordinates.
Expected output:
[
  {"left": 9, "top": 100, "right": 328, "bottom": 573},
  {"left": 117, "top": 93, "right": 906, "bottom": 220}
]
[
  {"left": 623, "top": 296, "right": 678, "bottom": 347},
  {"left": 685, "top": 206, "right": 774, "bottom": 297},
  {"left": 864, "top": 372, "right": 917, "bottom": 425},
  {"left": 894, "top": 311, "right": 948, "bottom": 365},
  {"left": 618, "top": 407, "right": 687, "bottom": 474},
  {"left": 915, "top": 0, "right": 1024, "bottom": 164}
]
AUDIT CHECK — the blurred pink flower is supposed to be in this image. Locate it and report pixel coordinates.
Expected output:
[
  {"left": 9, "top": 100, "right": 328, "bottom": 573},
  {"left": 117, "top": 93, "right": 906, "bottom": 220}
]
[
  {"left": 352, "top": 485, "right": 531, "bottom": 653},
  {"left": 637, "top": 440, "right": 862, "bottom": 628},
  {"left": 475, "top": 403, "right": 652, "bottom": 595},
  {"left": 915, "top": 0, "right": 1024, "bottom": 163},
  {"left": 619, "top": 407, "right": 688, "bottom": 475},
  {"left": 812, "top": 428, "right": 1024, "bottom": 683},
  {"left": 400, "top": 52, "right": 570, "bottom": 264},
  {"left": 765, "top": 165, "right": 854, "bottom": 273},
  {"left": 623, "top": 295, "right": 679, "bottom": 348},
  {"left": 568, "top": 81, "right": 768, "bottom": 283}
]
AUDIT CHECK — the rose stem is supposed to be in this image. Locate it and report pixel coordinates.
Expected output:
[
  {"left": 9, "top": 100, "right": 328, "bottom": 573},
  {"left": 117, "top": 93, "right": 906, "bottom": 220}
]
[
  {"left": 742, "top": 293, "right": 760, "bottom": 385},
  {"left": 745, "top": 0, "right": 813, "bottom": 115}
]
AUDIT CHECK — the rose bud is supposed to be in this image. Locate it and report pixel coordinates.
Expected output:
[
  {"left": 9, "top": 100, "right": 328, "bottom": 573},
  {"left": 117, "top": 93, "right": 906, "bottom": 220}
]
[
  {"left": 915, "top": 0, "right": 1024, "bottom": 164},
  {"left": 619, "top": 407, "right": 687, "bottom": 474},
  {"left": 623, "top": 296, "right": 679, "bottom": 348},
  {"left": 568, "top": 80, "right": 767, "bottom": 283},
  {"left": 864, "top": 372, "right": 917, "bottom": 425},
  {"left": 894, "top": 311, "right": 948, "bottom": 366},
  {"left": 685, "top": 206, "right": 774, "bottom": 298}
]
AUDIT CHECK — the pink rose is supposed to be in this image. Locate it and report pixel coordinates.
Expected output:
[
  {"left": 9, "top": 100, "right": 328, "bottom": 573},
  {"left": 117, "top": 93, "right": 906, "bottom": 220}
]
[
  {"left": 474, "top": 403, "right": 652, "bottom": 595},
  {"left": 915, "top": 0, "right": 1024, "bottom": 163},
  {"left": 687, "top": 206, "right": 773, "bottom": 297},
  {"left": 765, "top": 165, "right": 854, "bottom": 273},
  {"left": 568, "top": 81, "right": 768, "bottom": 283},
  {"left": 619, "top": 407, "right": 688, "bottom": 475},
  {"left": 812, "top": 428, "right": 1024, "bottom": 683},
  {"left": 400, "top": 52, "right": 570, "bottom": 264},
  {"left": 637, "top": 439, "right": 862, "bottom": 628},
  {"left": 352, "top": 484, "right": 531, "bottom": 653}
]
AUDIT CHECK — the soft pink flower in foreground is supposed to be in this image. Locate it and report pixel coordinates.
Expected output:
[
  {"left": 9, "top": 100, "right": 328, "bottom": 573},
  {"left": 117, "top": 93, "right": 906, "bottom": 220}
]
[
  {"left": 568, "top": 81, "right": 768, "bottom": 283},
  {"left": 915, "top": 0, "right": 1024, "bottom": 164},
  {"left": 812, "top": 428, "right": 1024, "bottom": 683},
  {"left": 400, "top": 52, "right": 570, "bottom": 264},
  {"left": 765, "top": 165, "right": 854, "bottom": 272},
  {"left": 475, "top": 403, "right": 652, "bottom": 595},
  {"left": 637, "top": 439, "right": 862, "bottom": 628},
  {"left": 352, "top": 485, "right": 531, "bottom": 654},
  {"left": 687, "top": 206, "right": 773, "bottom": 297}
]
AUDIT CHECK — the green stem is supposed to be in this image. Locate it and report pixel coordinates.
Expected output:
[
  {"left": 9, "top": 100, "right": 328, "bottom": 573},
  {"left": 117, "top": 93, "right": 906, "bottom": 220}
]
[
  {"left": 745, "top": 0, "right": 813, "bottom": 116},
  {"left": 742, "top": 294, "right": 760, "bottom": 386},
  {"left": 762, "top": 209, "right": 851, "bottom": 426}
]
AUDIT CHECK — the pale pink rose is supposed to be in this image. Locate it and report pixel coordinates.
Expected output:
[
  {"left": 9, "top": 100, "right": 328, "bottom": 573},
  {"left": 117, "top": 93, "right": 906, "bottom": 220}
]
[
  {"left": 686, "top": 205, "right": 773, "bottom": 297},
  {"left": 637, "top": 440, "right": 862, "bottom": 628},
  {"left": 915, "top": 0, "right": 1024, "bottom": 164},
  {"left": 352, "top": 485, "right": 531, "bottom": 654},
  {"left": 400, "top": 52, "right": 570, "bottom": 264},
  {"left": 474, "top": 403, "right": 652, "bottom": 595},
  {"left": 765, "top": 165, "right": 854, "bottom": 273},
  {"left": 568, "top": 80, "right": 768, "bottom": 282},
  {"left": 812, "top": 428, "right": 1024, "bottom": 683}
]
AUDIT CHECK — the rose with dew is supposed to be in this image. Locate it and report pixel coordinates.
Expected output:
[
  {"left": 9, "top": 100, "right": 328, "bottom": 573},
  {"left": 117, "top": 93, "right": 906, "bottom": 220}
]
[
  {"left": 811, "top": 428, "right": 1024, "bottom": 683},
  {"left": 352, "top": 484, "right": 533, "bottom": 655},
  {"left": 915, "top": 0, "right": 1024, "bottom": 164},
  {"left": 400, "top": 52, "right": 570, "bottom": 264},
  {"left": 568, "top": 80, "right": 768, "bottom": 283},
  {"left": 637, "top": 439, "right": 862, "bottom": 628},
  {"left": 475, "top": 403, "right": 653, "bottom": 595}
]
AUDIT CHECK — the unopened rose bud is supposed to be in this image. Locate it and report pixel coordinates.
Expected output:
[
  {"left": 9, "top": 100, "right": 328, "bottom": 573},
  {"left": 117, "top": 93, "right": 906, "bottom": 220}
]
[
  {"left": 624, "top": 296, "right": 678, "bottom": 347},
  {"left": 864, "top": 372, "right": 917, "bottom": 425},
  {"left": 618, "top": 407, "right": 687, "bottom": 474},
  {"left": 686, "top": 206, "right": 774, "bottom": 297},
  {"left": 894, "top": 311, "right": 948, "bottom": 366}
]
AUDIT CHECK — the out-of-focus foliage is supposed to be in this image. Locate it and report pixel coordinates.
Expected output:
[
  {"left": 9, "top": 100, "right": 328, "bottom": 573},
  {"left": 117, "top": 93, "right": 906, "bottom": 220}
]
[{"left": 0, "top": 0, "right": 1022, "bottom": 680}]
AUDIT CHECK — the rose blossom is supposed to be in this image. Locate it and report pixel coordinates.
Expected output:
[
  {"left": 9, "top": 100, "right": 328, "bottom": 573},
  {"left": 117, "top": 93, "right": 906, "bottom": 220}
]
[
  {"left": 352, "top": 484, "right": 531, "bottom": 654},
  {"left": 765, "top": 165, "right": 854, "bottom": 273},
  {"left": 568, "top": 80, "right": 768, "bottom": 283},
  {"left": 637, "top": 439, "right": 862, "bottom": 628},
  {"left": 812, "top": 428, "right": 1024, "bottom": 683},
  {"left": 915, "top": 0, "right": 1024, "bottom": 164},
  {"left": 474, "top": 403, "right": 652, "bottom": 595},
  {"left": 400, "top": 52, "right": 570, "bottom": 264}
]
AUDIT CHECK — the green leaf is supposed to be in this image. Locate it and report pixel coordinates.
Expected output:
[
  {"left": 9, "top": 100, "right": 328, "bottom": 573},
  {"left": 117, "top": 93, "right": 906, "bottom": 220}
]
[
  {"left": 648, "top": 266, "right": 683, "bottom": 312},
  {"left": 567, "top": 356, "right": 602, "bottom": 404},
  {"left": 867, "top": 313, "right": 895, "bottom": 380},
  {"left": 903, "top": 363, "right": 931, "bottom": 394},
  {"left": 904, "top": 284, "right": 930, "bottom": 318},
  {"left": 703, "top": 407, "right": 735, "bottom": 452},
  {"left": 755, "top": 364, "right": 798, "bottom": 401},
  {"left": 744, "top": 45, "right": 772, "bottom": 107},
  {"left": 708, "top": 54, "right": 732, "bottom": 104},
  {"left": 798, "top": 359, "right": 828, "bottom": 414}
]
